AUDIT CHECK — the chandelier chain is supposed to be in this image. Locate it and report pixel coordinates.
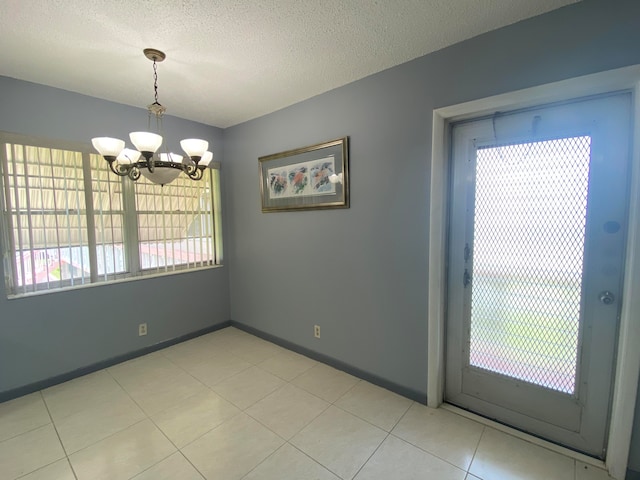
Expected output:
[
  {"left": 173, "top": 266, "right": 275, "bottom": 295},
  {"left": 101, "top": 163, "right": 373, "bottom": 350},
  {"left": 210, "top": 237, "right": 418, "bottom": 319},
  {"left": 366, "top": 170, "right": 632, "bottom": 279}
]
[{"left": 153, "top": 59, "right": 160, "bottom": 105}]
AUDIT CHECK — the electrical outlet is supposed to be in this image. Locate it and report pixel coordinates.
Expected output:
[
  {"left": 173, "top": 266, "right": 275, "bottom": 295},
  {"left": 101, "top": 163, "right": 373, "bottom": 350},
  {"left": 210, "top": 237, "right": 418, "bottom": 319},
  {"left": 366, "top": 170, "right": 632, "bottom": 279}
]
[
  {"left": 314, "top": 325, "right": 321, "bottom": 338},
  {"left": 138, "top": 323, "right": 147, "bottom": 336}
]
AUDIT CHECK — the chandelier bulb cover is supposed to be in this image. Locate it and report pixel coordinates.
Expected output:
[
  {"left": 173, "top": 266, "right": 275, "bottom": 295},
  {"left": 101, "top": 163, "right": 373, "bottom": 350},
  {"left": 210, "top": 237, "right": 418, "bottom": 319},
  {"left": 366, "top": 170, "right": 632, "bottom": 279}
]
[{"left": 91, "top": 48, "right": 212, "bottom": 186}]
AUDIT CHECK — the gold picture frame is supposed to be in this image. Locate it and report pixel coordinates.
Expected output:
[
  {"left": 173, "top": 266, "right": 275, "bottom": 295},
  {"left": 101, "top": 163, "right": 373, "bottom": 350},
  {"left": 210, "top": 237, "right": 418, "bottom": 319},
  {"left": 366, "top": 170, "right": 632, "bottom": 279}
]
[{"left": 259, "top": 137, "right": 349, "bottom": 212}]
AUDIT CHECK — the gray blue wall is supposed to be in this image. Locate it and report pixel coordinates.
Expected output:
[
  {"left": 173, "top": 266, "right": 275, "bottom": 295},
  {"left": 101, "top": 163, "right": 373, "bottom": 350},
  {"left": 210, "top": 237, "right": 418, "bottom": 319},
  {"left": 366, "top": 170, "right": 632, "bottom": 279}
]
[
  {"left": 1, "top": 0, "right": 639, "bottom": 473},
  {"left": 0, "top": 76, "right": 230, "bottom": 394},
  {"left": 223, "top": 0, "right": 640, "bottom": 471}
]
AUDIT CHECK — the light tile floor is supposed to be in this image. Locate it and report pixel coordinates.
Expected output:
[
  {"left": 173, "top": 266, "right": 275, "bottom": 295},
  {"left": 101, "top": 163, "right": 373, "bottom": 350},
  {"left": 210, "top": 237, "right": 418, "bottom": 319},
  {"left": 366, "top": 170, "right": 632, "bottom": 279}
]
[{"left": 0, "top": 327, "right": 615, "bottom": 480}]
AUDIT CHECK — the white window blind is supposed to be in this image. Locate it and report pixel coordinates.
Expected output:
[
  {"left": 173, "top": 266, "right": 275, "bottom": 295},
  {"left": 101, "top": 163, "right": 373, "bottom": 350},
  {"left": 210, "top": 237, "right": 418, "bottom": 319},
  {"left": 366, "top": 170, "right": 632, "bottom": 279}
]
[
  {"left": 90, "top": 153, "right": 127, "bottom": 279},
  {"left": 135, "top": 169, "right": 215, "bottom": 272},
  {"left": 0, "top": 133, "right": 222, "bottom": 296}
]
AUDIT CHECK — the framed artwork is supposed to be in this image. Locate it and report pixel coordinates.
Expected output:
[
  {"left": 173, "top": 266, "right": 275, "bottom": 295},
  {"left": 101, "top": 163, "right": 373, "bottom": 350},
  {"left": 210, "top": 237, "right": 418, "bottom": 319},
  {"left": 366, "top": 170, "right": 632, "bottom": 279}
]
[{"left": 259, "top": 137, "right": 349, "bottom": 212}]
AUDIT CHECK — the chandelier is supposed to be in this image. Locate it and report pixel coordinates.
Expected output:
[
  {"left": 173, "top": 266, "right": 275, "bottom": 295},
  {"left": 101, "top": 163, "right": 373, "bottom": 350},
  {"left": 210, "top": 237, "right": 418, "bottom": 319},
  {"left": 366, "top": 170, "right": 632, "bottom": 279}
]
[{"left": 91, "top": 48, "right": 212, "bottom": 186}]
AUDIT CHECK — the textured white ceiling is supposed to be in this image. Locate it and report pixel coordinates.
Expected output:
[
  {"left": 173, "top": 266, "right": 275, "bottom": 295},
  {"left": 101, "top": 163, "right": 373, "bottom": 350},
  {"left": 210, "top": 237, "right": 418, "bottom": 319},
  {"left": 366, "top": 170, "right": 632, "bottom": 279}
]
[{"left": 0, "top": 0, "right": 578, "bottom": 128}]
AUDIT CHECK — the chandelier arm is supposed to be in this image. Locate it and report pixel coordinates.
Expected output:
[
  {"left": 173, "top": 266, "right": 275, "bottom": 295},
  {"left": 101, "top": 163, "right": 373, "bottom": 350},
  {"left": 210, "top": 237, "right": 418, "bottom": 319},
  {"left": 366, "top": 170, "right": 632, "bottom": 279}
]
[
  {"left": 187, "top": 167, "right": 204, "bottom": 181},
  {"left": 129, "top": 166, "right": 141, "bottom": 182},
  {"left": 183, "top": 163, "right": 199, "bottom": 177},
  {"left": 107, "top": 160, "right": 132, "bottom": 177}
]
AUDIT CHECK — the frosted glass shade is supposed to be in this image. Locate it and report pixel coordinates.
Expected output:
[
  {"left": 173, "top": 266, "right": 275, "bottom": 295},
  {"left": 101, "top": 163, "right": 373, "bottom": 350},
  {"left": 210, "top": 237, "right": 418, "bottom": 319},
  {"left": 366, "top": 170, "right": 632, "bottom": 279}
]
[
  {"left": 140, "top": 168, "right": 182, "bottom": 185},
  {"left": 180, "top": 138, "right": 208, "bottom": 158},
  {"left": 129, "top": 132, "right": 163, "bottom": 153},
  {"left": 116, "top": 148, "right": 141, "bottom": 165},
  {"left": 199, "top": 151, "right": 213, "bottom": 167},
  {"left": 160, "top": 153, "right": 183, "bottom": 164},
  {"left": 91, "top": 137, "right": 125, "bottom": 157}
]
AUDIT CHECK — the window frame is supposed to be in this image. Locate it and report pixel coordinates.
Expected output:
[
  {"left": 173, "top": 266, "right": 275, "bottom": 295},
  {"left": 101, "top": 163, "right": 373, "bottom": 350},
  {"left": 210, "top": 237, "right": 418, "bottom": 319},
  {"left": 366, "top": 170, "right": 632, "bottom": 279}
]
[{"left": 0, "top": 132, "right": 222, "bottom": 298}]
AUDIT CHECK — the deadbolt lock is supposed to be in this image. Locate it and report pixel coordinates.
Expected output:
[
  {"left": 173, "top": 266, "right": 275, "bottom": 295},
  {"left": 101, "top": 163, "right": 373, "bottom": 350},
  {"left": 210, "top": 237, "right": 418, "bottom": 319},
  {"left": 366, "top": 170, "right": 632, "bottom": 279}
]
[{"left": 599, "top": 291, "right": 615, "bottom": 305}]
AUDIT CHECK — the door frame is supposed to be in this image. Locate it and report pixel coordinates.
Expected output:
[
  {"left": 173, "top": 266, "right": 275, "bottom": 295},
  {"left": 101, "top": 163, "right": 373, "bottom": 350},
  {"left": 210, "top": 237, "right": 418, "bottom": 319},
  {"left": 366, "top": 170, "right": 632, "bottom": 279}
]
[{"left": 427, "top": 64, "right": 640, "bottom": 480}]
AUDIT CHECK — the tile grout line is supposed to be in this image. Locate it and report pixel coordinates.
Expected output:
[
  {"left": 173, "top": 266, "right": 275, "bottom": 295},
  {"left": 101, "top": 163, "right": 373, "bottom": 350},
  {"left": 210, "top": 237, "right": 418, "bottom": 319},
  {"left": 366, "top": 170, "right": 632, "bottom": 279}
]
[
  {"left": 352, "top": 431, "right": 392, "bottom": 480},
  {"left": 232, "top": 340, "right": 368, "bottom": 479},
  {"left": 441, "top": 404, "right": 605, "bottom": 469},
  {"left": 103, "top": 360, "right": 220, "bottom": 479},
  {"left": 285, "top": 441, "right": 345, "bottom": 480},
  {"left": 466, "top": 424, "right": 487, "bottom": 477},
  {"left": 140, "top": 333, "right": 318, "bottom": 456},
  {"left": 385, "top": 430, "right": 471, "bottom": 475},
  {"left": 228, "top": 328, "right": 599, "bottom": 478},
  {"left": 48, "top": 368, "right": 157, "bottom": 473},
  {"left": 168, "top": 334, "right": 317, "bottom": 478},
  {"left": 2, "top": 329, "right": 277, "bottom": 480},
  {"left": 103, "top": 367, "right": 154, "bottom": 419},
  {"left": 236, "top": 441, "right": 287, "bottom": 480},
  {"left": 176, "top": 408, "right": 244, "bottom": 452},
  {"left": 64, "top": 417, "right": 150, "bottom": 457},
  {"left": 0, "top": 394, "right": 58, "bottom": 445},
  {"left": 6, "top": 326, "right": 492, "bottom": 480},
  {"left": 105, "top": 356, "right": 220, "bottom": 421},
  {"left": 0, "top": 423, "right": 49, "bottom": 446},
  {"left": 145, "top": 335, "right": 316, "bottom": 477},
  {"left": 252, "top": 355, "right": 318, "bottom": 383},
  {"left": 242, "top": 381, "right": 332, "bottom": 433},
  {"left": 37, "top": 390, "right": 79, "bottom": 480},
  {"left": 230, "top": 331, "right": 412, "bottom": 479},
  {"left": 328, "top": 385, "right": 414, "bottom": 436},
  {"left": 330, "top": 402, "right": 395, "bottom": 435},
  {"left": 247, "top": 402, "right": 333, "bottom": 445},
  {"left": 309, "top": 374, "right": 394, "bottom": 479},
  {"left": 387, "top": 403, "right": 487, "bottom": 474},
  {"left": 175, "top": 451, "right": 207, "bottom": 480},
  {"left": 159, "top": 341, "right": 255, "bottom": 391},
  {"left": 138, "top": 407, "right": 196, "bottom": 479}
]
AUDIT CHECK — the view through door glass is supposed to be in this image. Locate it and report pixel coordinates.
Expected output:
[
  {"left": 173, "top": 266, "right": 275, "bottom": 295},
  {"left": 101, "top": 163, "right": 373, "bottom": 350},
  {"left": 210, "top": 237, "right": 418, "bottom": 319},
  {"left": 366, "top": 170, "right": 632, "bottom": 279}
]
[
  {"left": 470, "top": 136, "right": 590, "bottom": 395},
  {"left": 445, "top": 93, "right": 632, "bottom": 458}
]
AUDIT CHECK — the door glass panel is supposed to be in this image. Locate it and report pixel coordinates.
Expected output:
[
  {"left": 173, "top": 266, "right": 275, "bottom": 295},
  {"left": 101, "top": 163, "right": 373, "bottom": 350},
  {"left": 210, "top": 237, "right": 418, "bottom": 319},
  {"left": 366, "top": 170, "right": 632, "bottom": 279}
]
[{"left": 469, "top": 136, "right": 592, "bottom": 394}]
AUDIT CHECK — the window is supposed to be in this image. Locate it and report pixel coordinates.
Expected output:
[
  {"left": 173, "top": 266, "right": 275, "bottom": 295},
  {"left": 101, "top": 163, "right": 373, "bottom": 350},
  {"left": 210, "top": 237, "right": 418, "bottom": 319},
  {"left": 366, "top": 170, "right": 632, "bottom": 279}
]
[
  {"left": 0, "top": 133, "right": 222, "bottom": 296},
  {"left": 135, "top": 171, "right": 215, "bottom": 270}
]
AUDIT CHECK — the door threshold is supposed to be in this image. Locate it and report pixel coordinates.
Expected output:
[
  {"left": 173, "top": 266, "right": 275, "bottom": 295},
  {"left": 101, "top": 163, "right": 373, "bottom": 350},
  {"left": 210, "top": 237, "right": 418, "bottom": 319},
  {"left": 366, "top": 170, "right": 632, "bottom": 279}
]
[{"left": 441, "top": 403, "right": 606, "bottom": 469}]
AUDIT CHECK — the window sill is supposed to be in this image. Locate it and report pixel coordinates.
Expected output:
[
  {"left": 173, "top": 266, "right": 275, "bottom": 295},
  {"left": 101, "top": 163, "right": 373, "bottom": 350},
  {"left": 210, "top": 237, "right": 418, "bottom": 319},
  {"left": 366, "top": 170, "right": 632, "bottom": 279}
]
[{"left": 6, "top": 263, "right": 224, "bottom": 300}]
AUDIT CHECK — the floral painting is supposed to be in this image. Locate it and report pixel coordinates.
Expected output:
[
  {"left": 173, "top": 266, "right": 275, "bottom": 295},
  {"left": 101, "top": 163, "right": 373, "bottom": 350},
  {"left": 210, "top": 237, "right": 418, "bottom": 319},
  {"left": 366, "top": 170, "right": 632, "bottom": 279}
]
[
  {"left": 267, "top": 157, "right": 335, "bottom": 199},
  {"left": 268, "top": 170, "right": 288, "bottom": 197},
  {"left": 310, "top": 159, "right": 336, "bottom": 194},
  {"left": 288, "top": 165, "right": 309, "bottom": 195},
  {"left": 259, "top": 137, "right": 348, "bottom": 212}
]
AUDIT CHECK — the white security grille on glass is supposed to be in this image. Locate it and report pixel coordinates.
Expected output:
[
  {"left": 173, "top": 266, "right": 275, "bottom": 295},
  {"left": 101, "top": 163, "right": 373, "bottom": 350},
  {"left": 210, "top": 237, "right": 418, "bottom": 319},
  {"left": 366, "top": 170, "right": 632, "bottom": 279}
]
[
  {"left": 134, "top": 170, "right": 215, "bottom": 271},
  {"left": 469, "top": 136, "right": 591, "bottom": 394},
  {"left": 2, "top": 144, "right": 90, "bottom": 293}
]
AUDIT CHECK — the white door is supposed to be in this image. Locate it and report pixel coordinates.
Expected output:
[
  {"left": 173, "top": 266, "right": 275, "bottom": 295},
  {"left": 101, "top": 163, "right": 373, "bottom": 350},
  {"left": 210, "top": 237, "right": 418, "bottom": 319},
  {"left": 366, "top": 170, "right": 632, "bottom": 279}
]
[{"left": 445, "top": 92, "right": 632, "bottom": 457}]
